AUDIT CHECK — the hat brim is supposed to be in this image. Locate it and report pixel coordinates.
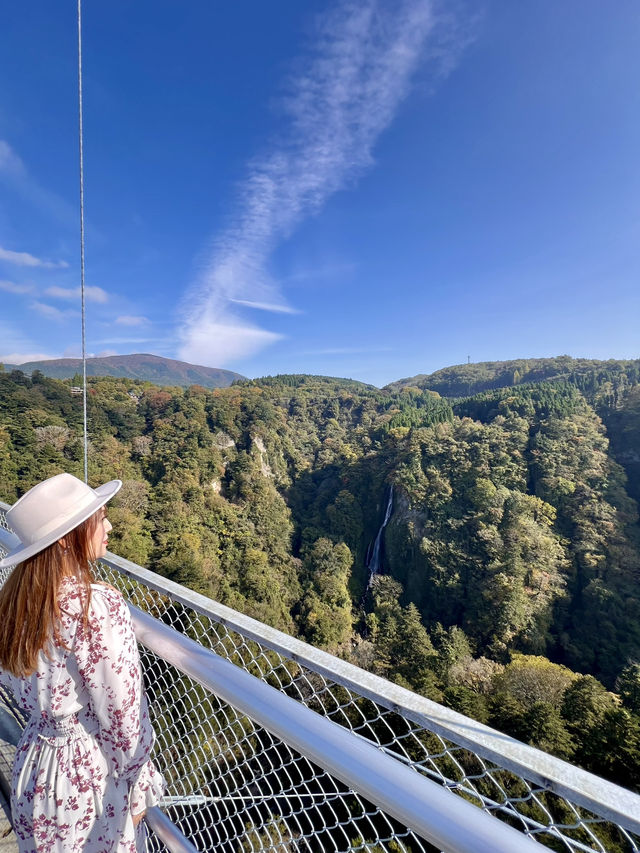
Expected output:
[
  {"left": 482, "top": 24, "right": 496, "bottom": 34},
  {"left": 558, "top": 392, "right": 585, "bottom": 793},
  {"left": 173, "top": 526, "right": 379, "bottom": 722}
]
[{"left": 0, "top": 479, "right": 122, "bottom": 569}]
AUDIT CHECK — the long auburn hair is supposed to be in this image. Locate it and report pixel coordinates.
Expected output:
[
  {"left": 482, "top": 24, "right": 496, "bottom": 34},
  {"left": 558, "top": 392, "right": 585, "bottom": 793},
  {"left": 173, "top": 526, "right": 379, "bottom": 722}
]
[{"left": 0, "top": 510, "right": 102, "bottom": 677}]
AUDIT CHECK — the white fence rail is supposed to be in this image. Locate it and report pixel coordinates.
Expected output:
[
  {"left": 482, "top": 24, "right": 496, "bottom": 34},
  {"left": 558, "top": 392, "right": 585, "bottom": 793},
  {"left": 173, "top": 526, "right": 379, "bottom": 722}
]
[
  {"left": 132, "top": 604, "right": 539, "bottom": 853},
  {"left": 2, "top": 502, "right": 640, "bottom": 853}
]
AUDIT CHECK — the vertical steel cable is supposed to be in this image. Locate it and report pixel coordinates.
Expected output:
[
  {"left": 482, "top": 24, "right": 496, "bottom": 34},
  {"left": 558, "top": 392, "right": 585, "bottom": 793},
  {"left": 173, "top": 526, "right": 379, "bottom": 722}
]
[{"left": 77, "top": 0, "right": 88, "bottom": 483}]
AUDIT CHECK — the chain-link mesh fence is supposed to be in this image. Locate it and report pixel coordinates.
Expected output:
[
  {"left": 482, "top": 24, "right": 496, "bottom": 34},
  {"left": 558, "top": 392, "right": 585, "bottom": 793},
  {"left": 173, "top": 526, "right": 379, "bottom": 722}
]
[
  {"left": 1, "top": 503, "right": 640, "bottom": 853},
  {"left": 95, "top": 555, "right": 640, "bottom": 853}
]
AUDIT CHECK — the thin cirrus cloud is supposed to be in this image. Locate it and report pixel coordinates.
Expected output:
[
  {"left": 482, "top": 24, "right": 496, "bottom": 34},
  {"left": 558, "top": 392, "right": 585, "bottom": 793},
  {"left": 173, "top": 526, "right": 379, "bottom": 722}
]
[
  {"left": 0, "top": 246, "right": 69, "bottom": 269},
  {"left": 115, "top": 315, "right": 150, "bottom": 326},
  {"left": 0, "top": 351, "right": 56, "bottom": 364},
  {"left": 91, "top": 337, "right": 163, "bottom": 347},
  {"left": 0, "top": 139, "right": 78, "bottom": 228},
  {"left": 303, "top": 346, "right": 393, "bottom": 356},
  {"left": 0, "top": 321, "right": 57, "bottom": 364},
  {"left": 45, "top": 285, "right": 109, "bottom": 304},
  {"left": 0, "top": 279, "right": 34, "bottom": 294},
  {"left": 31, "top": 301, "right": 78, "bottom": 321},
  {"left": 179, "top": 0, "right": 467, "bottom": 368},
  {"left": 228, "top": 298, "right": 301, "bottom": 315},
  {"left": 0, "top": 140, "right": 24, "bottom": 178}
]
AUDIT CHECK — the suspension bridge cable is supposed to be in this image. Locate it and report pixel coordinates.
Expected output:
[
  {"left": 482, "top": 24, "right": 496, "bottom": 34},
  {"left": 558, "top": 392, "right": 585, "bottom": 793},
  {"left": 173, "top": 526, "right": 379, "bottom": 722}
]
[{"left": 77, "top": 0, "right": 88, "bottom": 483}]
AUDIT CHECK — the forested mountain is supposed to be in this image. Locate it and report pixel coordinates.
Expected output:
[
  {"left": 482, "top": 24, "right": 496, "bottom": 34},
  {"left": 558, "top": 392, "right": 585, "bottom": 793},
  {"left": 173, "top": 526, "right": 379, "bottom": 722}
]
[
  {"left": 388, "top": 355, "right": 640, "bottom": 400},
  {"left": 1, "top": 357, "right": 639, "bottom": 797},
  {"left": 1, "top": 353, "right": 244, "bottom": 388}
]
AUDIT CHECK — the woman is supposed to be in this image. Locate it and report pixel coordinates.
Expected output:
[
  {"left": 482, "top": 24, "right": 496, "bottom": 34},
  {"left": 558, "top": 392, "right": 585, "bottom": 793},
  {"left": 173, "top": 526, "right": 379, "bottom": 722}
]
[{"left": 0, "top": 473, "right": 164, "bottom": 852}]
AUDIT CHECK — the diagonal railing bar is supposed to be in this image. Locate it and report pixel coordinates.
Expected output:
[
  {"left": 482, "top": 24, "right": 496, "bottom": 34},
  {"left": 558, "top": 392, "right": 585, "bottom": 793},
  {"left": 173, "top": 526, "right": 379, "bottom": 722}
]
[
  {"left": 131, "top": 603, "right": 541, "bottom": 853},
  {"left": 99, "top": 547, "right": 640, "bottom": 838},
  {"left": 145, "top": 806, "right": 200, "bottom": 853}
]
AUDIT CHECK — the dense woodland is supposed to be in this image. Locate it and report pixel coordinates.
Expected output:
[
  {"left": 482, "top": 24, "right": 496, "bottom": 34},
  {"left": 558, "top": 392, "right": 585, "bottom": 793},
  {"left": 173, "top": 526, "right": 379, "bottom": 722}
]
[{"left": 1, "top": 356, "right": 640, "bottom": 799}]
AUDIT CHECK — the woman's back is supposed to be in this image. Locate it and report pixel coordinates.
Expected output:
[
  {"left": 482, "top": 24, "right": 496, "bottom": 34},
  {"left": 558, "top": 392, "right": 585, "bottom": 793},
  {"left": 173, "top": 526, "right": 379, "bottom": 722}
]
[
  {"left": 0, "top": 473, "right": 163, "bottom": 851},
  {"left": 3, "top": 579, "right": 115, "bottom": 722},
  {"left": 0, "top": 577, "right": 163, "bottom": 852}
]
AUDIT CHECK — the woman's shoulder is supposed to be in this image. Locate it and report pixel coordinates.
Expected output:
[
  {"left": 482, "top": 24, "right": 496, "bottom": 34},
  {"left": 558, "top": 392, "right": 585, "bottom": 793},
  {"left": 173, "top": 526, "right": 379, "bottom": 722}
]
[
  {"left": 90, "top": 581, "right": 124, "bottom": 600},
  {"left": 90, "top": 582, "right": 127, "bottom": 614},
  {"left": 85, "top": 583, "right": 133, "bottom": 638},
  {"left": 59, "top": 577, "right": 125, "bottom": 617}
]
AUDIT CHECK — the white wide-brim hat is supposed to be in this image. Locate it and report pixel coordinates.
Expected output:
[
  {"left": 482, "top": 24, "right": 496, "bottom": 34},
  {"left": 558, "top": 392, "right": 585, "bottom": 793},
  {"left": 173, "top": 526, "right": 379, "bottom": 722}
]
[{"left": 0, "top": 473, "right": 122, "bottom": 568}]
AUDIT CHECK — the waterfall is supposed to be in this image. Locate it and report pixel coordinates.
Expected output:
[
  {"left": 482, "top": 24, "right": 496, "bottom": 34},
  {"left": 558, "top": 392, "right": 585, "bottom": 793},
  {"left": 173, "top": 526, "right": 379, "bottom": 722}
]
[{"left": 366, "top": 487, "right": 393, "bottom": 587}]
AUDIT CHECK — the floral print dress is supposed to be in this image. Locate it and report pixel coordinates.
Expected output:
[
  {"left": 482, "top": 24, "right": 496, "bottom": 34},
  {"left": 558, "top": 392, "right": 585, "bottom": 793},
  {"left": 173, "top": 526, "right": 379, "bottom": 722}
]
[{"left": 0, "top": 580, "right": 164, "bottom": 853}]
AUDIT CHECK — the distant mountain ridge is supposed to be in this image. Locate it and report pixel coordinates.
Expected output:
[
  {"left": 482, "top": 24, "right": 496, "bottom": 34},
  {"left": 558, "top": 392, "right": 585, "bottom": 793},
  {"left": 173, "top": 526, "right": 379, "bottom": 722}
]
[
  {"left": 385, "top": 355, "right": 640, "bottom": 397},
  {"left": 4, "top": 352, "right": 639, "bottom": 396},
  {"left": 2, "top": 353, "right": 245, "bottom": 388}
]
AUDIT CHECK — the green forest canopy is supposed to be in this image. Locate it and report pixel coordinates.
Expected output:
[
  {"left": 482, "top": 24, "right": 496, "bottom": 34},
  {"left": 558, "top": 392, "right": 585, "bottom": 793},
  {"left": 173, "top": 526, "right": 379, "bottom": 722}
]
[{"left": 1, "top": 357, "right": 639, "bottom": 795}]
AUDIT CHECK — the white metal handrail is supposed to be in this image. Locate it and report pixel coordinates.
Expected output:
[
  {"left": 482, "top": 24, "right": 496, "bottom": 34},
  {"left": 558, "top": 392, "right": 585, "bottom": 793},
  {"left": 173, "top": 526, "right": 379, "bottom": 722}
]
[
  {"left": 101, "top": 546, "right": 640, "bottom": 836},
  {"left": 0, "top": 522, "right": 539, "bottom": 852},
  {"left": 131, "top": 604, "right": 541, "bottom": 853},
  {"left": 145, "top": 807, "right": 200, "bottom": 853}
]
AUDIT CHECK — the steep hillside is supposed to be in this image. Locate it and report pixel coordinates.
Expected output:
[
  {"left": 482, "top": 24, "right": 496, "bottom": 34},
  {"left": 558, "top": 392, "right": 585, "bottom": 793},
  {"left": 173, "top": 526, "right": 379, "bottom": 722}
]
[
  {"left": 1, "top": 365, "right": 640, "bottom": 797},
  {"left": 2, "top": 353, "right": 244, "bottom": 388}
]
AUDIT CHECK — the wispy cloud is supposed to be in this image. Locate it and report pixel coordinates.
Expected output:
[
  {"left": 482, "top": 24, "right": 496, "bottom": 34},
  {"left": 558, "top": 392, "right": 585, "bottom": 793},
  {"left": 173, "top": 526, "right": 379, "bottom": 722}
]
[
  {"left": 92, "top": 337, "right": 159, "bottom": 345},
  {"left": 45, "top": 285, "right": 109, "bottom": 303},
  {"left": 0, "top": 321, "right": 58, "bottom": 364},
  {"left": 0, "top": 352, "right": 57, "bottom": 365},
  {"left": 183, "top": 320, "right": 281, "bottom": 364},
  {"left": 179, "top": 0, "right": 466, "bottom": 367},
  {"left": 0, "top": 246, "right": 69, "bottom": 269},
  {"left": 0, "top": 139, "right": 78, "bottom": 227},
  {"left": 31, "top": 301, "right": 78, "bottom": 321},
  {"left": 0, "top": 279, "right": 34, "bottom": 294},
  {"left": 302, "top": 345, "right": 393, "bottom": 356},
  {"left": 280, "top": 262, "right": 358, "bottom": 286},
  {"left": 228, "top": 298, "right": 301, "bottom": 314},
  {"left": 0, "top": 141, "right": 26, "bottom": 178},
  {"left": 115, "top": 315, "right": 150, "bottom": 326}
]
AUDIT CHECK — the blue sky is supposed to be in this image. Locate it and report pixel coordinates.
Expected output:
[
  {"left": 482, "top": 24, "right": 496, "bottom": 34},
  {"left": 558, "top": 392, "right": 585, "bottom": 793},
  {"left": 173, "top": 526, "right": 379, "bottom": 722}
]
[{"left": 0, "top": 1, "right": 638, "bottom": 387}]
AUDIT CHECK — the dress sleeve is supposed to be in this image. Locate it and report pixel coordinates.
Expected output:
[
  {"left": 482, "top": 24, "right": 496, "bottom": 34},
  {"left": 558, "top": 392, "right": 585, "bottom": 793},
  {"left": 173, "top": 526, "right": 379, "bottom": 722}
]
[{"left": 74, "top": 584, "right": 164, "bottom": 814}]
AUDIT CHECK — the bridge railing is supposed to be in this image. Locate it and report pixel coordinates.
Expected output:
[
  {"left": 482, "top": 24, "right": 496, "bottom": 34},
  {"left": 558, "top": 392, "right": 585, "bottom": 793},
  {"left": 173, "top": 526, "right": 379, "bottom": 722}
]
[{"left": 2, "top": 501, "right": 640, "bottom": 853}]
